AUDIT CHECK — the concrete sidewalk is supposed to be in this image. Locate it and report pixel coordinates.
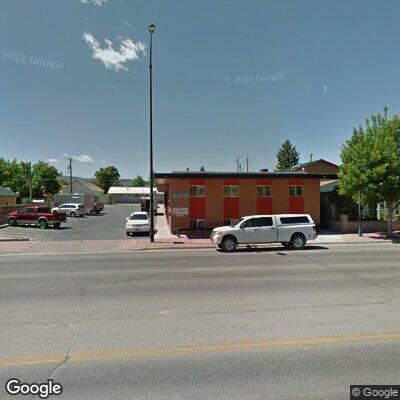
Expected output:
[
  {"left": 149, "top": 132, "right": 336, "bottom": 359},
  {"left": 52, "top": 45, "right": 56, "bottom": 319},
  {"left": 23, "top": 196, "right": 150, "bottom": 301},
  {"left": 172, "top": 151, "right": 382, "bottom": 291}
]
[{"left": 0, "top": 232, "right": 398, "bottom": 255}]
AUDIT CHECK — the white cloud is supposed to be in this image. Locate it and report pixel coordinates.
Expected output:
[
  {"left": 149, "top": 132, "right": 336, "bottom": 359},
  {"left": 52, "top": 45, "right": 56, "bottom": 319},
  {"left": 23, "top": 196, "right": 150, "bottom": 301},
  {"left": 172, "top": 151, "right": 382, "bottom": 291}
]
[
  {"left": 48, "top": 158, "right": 60, "bottom": 163},
  {"left": 63, "top": 153, "right": 95, "bottom": 163},
  {"left": 83, "top": 33, "right": 146, "bottom": 71},
  {"left": 80, "top": 0, "right": 107, "bottom": 6}
]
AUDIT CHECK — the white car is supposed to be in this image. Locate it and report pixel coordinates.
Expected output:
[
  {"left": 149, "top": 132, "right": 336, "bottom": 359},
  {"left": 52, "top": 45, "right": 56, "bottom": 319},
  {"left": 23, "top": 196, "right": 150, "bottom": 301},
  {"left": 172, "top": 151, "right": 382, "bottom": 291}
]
[
  {"left": 126, "top": 212, "right": 151, "bottom": 236},
  {"left": 211, "top": 214, "right": 317, "bottom": 252},
  {"left": 52, "top": 203, "right": 85, "bottom": 217}
]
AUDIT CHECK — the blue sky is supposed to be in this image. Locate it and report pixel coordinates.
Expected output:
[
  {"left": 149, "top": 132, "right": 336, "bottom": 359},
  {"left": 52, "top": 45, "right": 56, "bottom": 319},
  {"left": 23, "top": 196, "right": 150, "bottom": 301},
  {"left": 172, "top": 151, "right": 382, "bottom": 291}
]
[{"left": 1, "top": 0, "right": 400, "bottom": 178}]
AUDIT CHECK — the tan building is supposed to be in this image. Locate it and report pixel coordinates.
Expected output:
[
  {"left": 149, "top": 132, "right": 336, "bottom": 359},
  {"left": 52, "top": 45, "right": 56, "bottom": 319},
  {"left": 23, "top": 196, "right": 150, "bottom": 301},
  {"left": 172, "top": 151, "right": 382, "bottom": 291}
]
[
  {"left": 289, "top": 159, "right": 339, "bottom": 174},
  {"left": 0, "top": 186, "right": 18, "bottom": 205},
  {"left": 155, "top": 171, "right": 337, "bottom": 230},
  {"left": 61, "top": 178, "right": 104, "bottom": 196}
]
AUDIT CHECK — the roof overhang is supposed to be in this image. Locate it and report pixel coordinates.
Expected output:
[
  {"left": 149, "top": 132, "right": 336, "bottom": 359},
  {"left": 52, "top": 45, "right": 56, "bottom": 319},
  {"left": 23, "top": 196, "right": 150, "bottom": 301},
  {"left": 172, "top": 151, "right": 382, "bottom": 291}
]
[{"left": 154, "top": 172, "right": 338, "bottom": 180}]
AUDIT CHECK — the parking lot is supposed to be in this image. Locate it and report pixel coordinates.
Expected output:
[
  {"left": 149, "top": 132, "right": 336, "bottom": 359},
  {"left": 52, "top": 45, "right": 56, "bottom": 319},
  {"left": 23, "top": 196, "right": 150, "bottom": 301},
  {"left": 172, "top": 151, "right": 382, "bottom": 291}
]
[{"left": 1, "top": 204, "right": 151, "bottom": 241}]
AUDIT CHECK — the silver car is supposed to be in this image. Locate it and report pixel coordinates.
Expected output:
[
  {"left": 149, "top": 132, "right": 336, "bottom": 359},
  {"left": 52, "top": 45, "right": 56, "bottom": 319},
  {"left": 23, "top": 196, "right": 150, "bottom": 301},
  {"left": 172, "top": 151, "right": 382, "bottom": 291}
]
[{"left": 52, "top": 203, "right": 85, "bottom": 217}]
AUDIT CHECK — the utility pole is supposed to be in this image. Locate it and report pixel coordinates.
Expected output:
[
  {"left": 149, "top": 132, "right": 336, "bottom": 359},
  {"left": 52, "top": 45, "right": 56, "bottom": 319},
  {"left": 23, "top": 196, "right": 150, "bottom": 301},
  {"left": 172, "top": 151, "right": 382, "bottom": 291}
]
[
  {"left": 148, "top": 23, "right": 156, "bottom": 243},
  {"left": 309, "top": 153, "right": 314, "bottom": 162},
  {"left": 235, "top": 156, "right": 241, "bottom": 172},
  {"left": 67, "top": 157, "right": 73, "bottom": 194},
  {"left": 358, "top": 190, "right": 363, "bottom": 237},
  {"left": 28, "top": 162, "right": 32, "bottom": 203}
]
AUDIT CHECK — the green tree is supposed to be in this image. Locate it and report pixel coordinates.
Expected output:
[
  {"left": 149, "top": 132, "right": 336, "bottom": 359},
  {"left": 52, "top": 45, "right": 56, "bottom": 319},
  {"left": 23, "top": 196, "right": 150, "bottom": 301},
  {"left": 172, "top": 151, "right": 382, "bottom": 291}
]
[
  {"left": 275, "top": 140, "right": 300, "bottom": 171},
  {"left": 31, "top": 161, "right": 61, "bottom": 198},
  {"left": 0, "top": 158, "right": 30, "bottom": 198},
  {"left": 339, "top": 108, "right": 400, "bottom": 237},
  {"left": 93, "top": 166, "right": 120, "bottom": 193},
  {"left": 131, "top": 175, "right": 146, "bottom": 187},
  {"left": 199, "top": 166, "right": 205, "bottom": 172}
]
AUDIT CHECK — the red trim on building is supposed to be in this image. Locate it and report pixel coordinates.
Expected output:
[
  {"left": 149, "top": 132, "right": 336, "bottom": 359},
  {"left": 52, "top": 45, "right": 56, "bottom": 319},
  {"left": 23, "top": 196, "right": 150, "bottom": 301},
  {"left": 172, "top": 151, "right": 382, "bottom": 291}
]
[
  {"left": 289, "top": 197, "right": 304, "bottom": 213},
  {"left": 223, "top": 179, "right": 239, "bottom": 185},
  {"left": 289, "top": 179, "right": 304, "bottom": 185},
  {"left": 189, "top": 179, "right": 205, "bottom": 185},
  {"left": 257, "top": 179, "right": 272, "bottom": 185},
  {"left": 257, "top": 197, "right": 272, "bottom": 214},
  {"left": 223, "top": 197, "right": 239, "bottom": 219},
  {"left": 189, "top": 197, "right": 205, "bottom": 219}
]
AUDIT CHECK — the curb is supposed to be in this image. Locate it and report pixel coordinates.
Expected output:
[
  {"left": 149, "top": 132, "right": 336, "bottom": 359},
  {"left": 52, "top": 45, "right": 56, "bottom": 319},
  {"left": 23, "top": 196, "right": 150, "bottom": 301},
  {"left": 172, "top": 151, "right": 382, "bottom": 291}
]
[
  {"left": 0, "top": 237, "right": 29, "bottom": 242},
  {"left": 0, "top": 224, "right": 9, "bottom": 230}
]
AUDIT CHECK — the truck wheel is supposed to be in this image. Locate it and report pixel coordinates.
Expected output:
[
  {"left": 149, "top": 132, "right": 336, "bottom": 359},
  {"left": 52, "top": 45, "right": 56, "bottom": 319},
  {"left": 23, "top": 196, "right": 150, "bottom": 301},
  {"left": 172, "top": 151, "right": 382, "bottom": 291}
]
[
  {"left": 53, "top": 223, "right": 61, "bottom": 229},
  {"left": 290, "top": 234, "right": 306, "bottom": 250},
  {"left": 8, "top": 218, "right": 17, "bottom": 227},
  {"left": 39, "top": 219, "right": 48, "bottom": 229},
  {"left": 221, "top": 236, "right": 237, "bottom": 252},
  {"left": 70, "top": 211, "right": 76, "bottom": 217}
]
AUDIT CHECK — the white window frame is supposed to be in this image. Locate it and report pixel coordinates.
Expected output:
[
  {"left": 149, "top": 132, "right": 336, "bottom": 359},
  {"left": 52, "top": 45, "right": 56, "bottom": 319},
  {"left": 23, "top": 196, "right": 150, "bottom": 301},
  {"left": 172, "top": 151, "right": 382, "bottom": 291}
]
[
  {"left": 190, "top": 219, "right": 205, "bottom": 229},
  {"left": 257, "top": 185, "right": 271, "bottom": 197},
  {"left": 189, "top": 185, "right": 205, "bottom": 197},
  {"left": 289, "top": 185, "right": 303, "bottom": 197},
  {"left": 224, "top": 185, "right": 239, "bottom": 197}
]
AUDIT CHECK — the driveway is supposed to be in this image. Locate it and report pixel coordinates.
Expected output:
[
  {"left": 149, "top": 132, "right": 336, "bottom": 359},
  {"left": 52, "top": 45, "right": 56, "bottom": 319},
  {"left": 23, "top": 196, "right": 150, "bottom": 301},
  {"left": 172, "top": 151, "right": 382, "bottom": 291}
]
[{"left": 0, "top": 204, "right": 149, "bottom": 241}]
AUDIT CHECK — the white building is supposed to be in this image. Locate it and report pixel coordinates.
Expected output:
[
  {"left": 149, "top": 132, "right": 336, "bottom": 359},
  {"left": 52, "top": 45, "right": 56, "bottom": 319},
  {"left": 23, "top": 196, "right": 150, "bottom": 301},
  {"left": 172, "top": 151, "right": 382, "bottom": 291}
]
[{"left": 108, "top": 187, "right": 163, "bottom": 204}]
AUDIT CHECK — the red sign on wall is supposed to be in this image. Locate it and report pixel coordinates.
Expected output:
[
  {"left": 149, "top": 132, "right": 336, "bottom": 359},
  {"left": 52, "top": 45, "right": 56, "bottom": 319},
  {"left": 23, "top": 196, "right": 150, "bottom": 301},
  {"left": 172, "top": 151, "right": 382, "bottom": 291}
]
[
  {"left": 257, "top": 197, "right": 272, "bottom": 214},
  {"left": 289, "top": 197, "right": 304, "bottom": 213},
  {"left": 189, "top": 197, "right": 205, "bottom": 219},
  {"left": 223, "top": 197, "right": 239, "bottom": 219}
]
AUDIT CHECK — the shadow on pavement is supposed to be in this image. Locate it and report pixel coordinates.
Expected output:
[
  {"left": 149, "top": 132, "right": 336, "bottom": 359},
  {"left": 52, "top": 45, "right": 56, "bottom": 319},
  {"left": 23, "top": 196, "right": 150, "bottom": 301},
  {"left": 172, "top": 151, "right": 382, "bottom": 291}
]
[{"left": 219, "top": 245, "right": 329, "bottom": 253}]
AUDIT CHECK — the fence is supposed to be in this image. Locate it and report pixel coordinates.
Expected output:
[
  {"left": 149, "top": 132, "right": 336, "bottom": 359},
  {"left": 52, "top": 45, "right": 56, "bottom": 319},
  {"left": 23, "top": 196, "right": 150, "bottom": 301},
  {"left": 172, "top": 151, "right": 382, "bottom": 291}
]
[
  {"left": 325, "top": 214, "right": 400, "bottom": 233},
  {"left": 0, "top": 205, "right": 26, "bottom": 224}
]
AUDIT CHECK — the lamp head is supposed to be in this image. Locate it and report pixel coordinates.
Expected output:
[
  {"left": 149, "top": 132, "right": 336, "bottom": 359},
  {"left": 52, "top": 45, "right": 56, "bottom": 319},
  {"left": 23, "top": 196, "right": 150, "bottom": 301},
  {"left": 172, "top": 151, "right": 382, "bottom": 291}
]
[{"left": 148, "top": 24, "right": 156, "bottom": 34}]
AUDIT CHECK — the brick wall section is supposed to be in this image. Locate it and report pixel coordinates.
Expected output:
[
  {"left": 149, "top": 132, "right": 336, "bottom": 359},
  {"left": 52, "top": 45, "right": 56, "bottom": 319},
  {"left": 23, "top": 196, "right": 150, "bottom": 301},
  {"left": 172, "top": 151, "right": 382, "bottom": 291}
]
[
  {"left": 0, "top": 197, "right": 17, "bottom": 206},
  {"left": 325, "top": 214, "right": 400, "bottom": 233},
  {"left": 205, "top": 179, "right": 224, "bottom": 228},
  {"left": 166, "top": 177, "right": 322, "bottom": 230}
]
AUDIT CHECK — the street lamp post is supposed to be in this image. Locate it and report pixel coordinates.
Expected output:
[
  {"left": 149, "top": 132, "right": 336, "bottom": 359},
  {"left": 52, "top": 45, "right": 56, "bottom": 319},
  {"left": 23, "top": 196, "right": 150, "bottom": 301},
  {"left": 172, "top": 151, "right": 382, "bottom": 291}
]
[{"left": 148, "top": 23, "right": 156, "bottom": 242}]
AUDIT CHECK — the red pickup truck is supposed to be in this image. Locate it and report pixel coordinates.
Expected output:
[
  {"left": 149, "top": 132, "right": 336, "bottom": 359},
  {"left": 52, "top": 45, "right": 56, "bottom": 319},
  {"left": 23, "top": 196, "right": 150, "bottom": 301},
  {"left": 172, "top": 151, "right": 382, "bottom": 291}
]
[{"left": 8, "top": 206, "right": 67, "bottom": 229}]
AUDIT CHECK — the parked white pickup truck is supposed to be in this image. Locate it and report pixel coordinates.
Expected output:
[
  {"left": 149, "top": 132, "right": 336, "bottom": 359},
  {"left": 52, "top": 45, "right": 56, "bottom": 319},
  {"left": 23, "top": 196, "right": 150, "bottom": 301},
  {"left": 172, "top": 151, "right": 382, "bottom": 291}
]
[{"left": 211, "top": 214, "right": 317, "bottom": 252}]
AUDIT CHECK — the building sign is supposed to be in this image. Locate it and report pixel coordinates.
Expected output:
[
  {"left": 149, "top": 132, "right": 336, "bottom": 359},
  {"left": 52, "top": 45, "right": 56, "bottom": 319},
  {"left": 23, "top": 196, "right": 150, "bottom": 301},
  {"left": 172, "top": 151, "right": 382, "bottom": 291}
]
[
  {"left": 173, "top": 192, "right": 188, "bottom": 199},
  {"left": 172, "top": 207, "right": 188, "bottom": 216}
]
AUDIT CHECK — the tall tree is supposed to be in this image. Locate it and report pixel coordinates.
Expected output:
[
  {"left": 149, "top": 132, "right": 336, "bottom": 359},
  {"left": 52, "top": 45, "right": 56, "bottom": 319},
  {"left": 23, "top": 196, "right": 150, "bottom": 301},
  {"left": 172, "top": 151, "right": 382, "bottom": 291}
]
[
  {"left": 31, "top": 161, "right": 61, "bottom": 198},
  {"left": 339, "top": 108, "right": 400, "bottom": 237},
  {"left": 132, "top": 175, "right": 146, "bottom": 187},
  {"left": 0, "top": 159, "right": 30, "bottom": 198},
  {"left": 275, "top": 140, "right": 300, "bottom": 171},
  {"left": 93, "top": 166, "right": 120, "bottom": 193}
]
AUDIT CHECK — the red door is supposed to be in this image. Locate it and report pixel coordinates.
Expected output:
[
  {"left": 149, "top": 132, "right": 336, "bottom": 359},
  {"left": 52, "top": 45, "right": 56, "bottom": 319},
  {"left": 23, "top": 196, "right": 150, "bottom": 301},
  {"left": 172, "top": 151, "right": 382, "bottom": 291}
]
[{"left": 289, "top": 197, "right": 304, "bottom": 213}]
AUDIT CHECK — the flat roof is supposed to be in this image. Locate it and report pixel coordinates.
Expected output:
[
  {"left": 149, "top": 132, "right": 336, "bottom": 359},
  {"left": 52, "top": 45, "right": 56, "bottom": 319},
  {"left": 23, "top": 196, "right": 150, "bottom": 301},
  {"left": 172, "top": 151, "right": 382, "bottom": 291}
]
[
  {"left": 154, "top": 171, "right": 338, "bottom": 180},
  {"left": 108, "top": 187, "right": 160, "bottom": 194}
]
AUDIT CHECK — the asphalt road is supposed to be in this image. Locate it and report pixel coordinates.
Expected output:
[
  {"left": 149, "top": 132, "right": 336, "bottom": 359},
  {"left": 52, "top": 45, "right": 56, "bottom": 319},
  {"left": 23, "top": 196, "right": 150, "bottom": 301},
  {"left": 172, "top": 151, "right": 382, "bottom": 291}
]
[
  {"left": 1, "top": 243, "right": 400, "bottom": 399},
  {"left": 0, "top": 204, "right": 148, "bottom": 241}
]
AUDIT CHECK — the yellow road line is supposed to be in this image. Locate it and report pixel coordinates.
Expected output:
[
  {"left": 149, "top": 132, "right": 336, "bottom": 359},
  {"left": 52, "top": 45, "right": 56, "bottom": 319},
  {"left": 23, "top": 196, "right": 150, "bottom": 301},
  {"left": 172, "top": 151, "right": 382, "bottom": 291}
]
[{"left": 2, "top": 332, "right": 400, "bottom": 367}]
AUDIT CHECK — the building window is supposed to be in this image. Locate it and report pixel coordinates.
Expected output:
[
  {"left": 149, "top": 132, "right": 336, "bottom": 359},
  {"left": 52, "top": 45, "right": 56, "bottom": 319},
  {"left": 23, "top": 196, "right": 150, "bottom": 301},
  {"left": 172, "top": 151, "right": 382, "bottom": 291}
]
[
  {"left": 224, "top": 185, "right": 239, "bottom": 197},
  {"left": 289, "top": 185, "right": 303, "bottom": 197},
  {"left": 190, "top": 219, "right": 205, "bottom": 229},
  {"left": 257, "top": 185, "right": 271, "bottom": 197},
  {"left": 224, "top": 219, "right": 240, "bottom": 226},
  {"left": 280, "top": 216, "right": 310, "bottom": 224},
  {"left": 189, "top": 185, "right": 205, "bottom": 197}
]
